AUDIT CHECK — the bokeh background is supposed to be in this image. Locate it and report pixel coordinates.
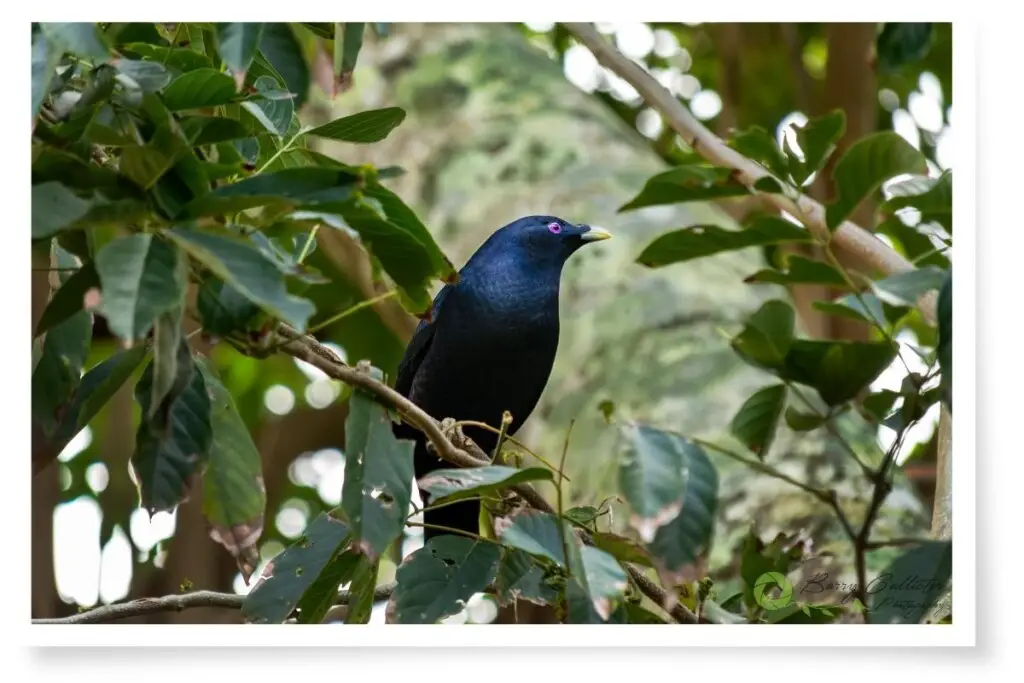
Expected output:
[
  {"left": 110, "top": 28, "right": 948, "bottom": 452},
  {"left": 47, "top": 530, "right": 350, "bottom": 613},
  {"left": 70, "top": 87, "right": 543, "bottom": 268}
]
[{"left": 31, "top": 21, "right": 953, "bottom": 623}]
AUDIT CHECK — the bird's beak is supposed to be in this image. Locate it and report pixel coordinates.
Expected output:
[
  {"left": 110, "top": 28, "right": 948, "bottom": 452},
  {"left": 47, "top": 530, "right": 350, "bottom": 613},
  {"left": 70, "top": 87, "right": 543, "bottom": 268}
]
[{"left": 580, "top": 226, "right": 612, "bottom": 242}]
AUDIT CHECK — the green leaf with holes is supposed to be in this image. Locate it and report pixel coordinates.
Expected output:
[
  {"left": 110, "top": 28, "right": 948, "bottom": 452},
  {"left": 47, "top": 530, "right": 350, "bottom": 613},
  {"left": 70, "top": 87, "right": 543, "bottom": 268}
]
[
  {"left": 242, "top": 512, "right": 351, "bottom": 624},
  {"left": 418, "top": 466, "right": 554, "bottom": 505},
  {"left": 637, "top": 217, "right": 813, "bottom": 268},
  {"left": 307, "top": 107, "right": 406, "bottom": 143},
  {"left": 730, "top": 384, "right": 787, "bottom": 459},
  {"left": 166, "top": 226, "right": 316, "bottom": 331},
  {"left": 95, "top": 234, "right": 188, "bottom": 342},
  {"left": 341, "top": 386, "right": 415, "bottom": 560},
  {"left": 198, "top": 358, "right": 267, "bottom": 583},
  {"left": 825, "top": 132, "right": 928, "bottom": 230},
  {"left": 394, "top": 536, "right": 501, "bottom": 624}
]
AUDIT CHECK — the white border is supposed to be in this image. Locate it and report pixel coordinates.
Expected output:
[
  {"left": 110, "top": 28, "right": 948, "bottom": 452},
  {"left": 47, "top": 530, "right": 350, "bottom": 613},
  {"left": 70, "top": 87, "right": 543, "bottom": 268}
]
[{"left": 9, "top": 0, "right": 995, "bottom": 671}]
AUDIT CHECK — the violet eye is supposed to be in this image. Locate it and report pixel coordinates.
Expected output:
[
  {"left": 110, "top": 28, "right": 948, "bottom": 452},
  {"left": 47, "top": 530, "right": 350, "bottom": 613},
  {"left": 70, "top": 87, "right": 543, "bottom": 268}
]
[{"left": 547, "top": 222, "right": 562, "bottom": 234}]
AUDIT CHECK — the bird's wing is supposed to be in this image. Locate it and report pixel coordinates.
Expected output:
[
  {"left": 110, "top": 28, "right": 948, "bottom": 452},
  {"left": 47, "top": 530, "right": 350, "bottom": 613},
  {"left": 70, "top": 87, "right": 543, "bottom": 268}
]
[{"left": 393, "top": 284, "right": 452, "bottom": 397}]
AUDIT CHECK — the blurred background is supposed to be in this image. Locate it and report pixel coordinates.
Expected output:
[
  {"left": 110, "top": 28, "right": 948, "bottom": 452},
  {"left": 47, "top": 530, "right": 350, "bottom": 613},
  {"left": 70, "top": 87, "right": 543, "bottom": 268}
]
[{"left": 31, "top": 21, "right": 952, "bottom": 624}]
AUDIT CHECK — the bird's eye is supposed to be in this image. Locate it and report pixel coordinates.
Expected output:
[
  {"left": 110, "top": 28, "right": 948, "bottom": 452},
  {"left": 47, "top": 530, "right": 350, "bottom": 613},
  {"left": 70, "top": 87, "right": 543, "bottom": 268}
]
[{"left": 547, "top": 222, "right": 562, "bottom": 234}]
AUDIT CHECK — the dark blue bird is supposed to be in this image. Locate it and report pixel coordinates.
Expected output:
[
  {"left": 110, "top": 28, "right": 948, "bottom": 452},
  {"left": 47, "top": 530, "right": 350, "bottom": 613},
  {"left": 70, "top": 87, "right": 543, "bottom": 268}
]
[{"left": 392, "top": 215, "right": 611, "bottom": 541}]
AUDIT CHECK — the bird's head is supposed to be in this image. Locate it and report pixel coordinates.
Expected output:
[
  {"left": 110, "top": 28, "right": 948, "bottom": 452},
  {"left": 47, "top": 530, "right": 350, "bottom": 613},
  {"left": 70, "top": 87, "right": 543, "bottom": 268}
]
[{"left": 468, "top": 215, "right": 612, "bottom": 275}]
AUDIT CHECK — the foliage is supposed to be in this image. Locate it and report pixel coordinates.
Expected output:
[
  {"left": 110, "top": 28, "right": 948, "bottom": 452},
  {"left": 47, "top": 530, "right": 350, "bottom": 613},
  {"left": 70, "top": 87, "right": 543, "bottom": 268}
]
[{"left": 32, "top": 21, "right": 953, "bottom": 627}]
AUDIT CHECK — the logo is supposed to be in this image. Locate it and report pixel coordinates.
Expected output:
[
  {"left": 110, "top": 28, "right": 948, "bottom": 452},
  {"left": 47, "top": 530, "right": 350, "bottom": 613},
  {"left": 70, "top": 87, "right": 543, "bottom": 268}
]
[{"left": 753, "top": 571, "right": 794, "bottom": 610}]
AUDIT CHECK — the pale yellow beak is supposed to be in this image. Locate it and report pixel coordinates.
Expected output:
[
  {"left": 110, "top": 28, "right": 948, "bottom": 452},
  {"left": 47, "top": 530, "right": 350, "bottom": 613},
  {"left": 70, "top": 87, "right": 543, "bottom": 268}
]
[{"left": 580, "top": 226, "right": 612, "bottom": 242}]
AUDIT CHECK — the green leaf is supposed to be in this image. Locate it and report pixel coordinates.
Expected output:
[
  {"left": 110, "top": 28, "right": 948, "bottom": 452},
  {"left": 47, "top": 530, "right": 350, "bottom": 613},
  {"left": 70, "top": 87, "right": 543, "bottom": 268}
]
[
  {"left": 121, "top": 43, "right": 214, "bottom": 72},
  {"left": 617, "top": 423, "right": 687, "bottom": 542},
  {"left": 31, "top": 183, "right": 91, "bottom": 239},
  {"left": 181, "top": 116, "right": 251, "bottom": 145},
  {"left": 871, "top": 266, "right": 948, "bottom": 307},
  {"left": 31, "top": 29, "right": 61, "bottom": 121},
  {"left": 813, "top": 293, "right": 892, "bottom": 329},
  {"left": 590, "top": 531, "right": 654, "bottom": 567},
  {"left": 618, "top": 164, "right": 750, "bottom": 212},
  {"left": 95, "top": 234, "right": 188, "bottom": 341},
  {"left": 198, "top": 359, "right": 267, "bottom": 582},
  {"left": 418, "top": 466, "right": 554, "bottom": 504},
  {"left": 215, "top": 23, "right": 265, "bottom": 87},
  {"left": 257, "top": 23, "right": 310, "bottom": 110},
  {"left": 563, "top": 505, "right": 603, "bottom": 528},
  {"left": 40, "top": 22, "right": 110, "bottom": 61},
  {"left": 867, "top": 541, "right": 951, "bottom": 624},
  {"left": 825, "top": 132, "right": 928, "bottom": 230},
  {"left": 784, "top": 407, "right": 825, "bottom": 432},
  {"left": 119, "top": 122, "right": 191, "bottom": 189},
  {"left": 877, "top": 23, "right": 934, "bottom": 72},
  {"left": 862, "top": 389, "right": 901, "bottom": 422},
  {"left": 494, "top": 549, "right": 560, "bottom": 606},
  {"left": 113, "top": 58, "right": 171, "bottom": 92},
  {"left": 343, "top": 557, "right": 380, "bottom": 624},
  {"left": 148, "top": 306, "right": 186, "bottom": 418},
  {"left": 729, "top": 126, "right": 788, "bottom": 179},
  {"left": 196, "top": 277, "right": 264, "bottom": 337},
  {"left": 31, "top": 308, "right": 92, "bottom": 437},
  {"left": 74, "top": 342, "right": 144, "bottom": 420},
  {"left": 567, "top": 545, "right": 629, "bottom": 622},
  {"left": 307, "top": 107, "right": 407, "bottom": 143},
  {"left": 161, "top": 68, "right": 237, "bottom": 110},
  {"left": 394, "top": 536, "right": 501, "bottom": 624},
  {"left": 636, "top": 217, "right": 812, "bottom": 268},
  {"left": 341, "top": 386, "right": 415, "bottom": 560},
  {"left": 781, "top": 339, "right": 899, "bottom": 406},
  {"left": 34, "top": 262, "right": 98, "bottom": 335},
  {"left": 294, "top": 549, "right": 361, "bottom": 624},
  {"left": 132, "top": 348, "right": 213, "bottom": 512},
  {"left": 180, "top": 166, "right": 360, "bottom": 217},
  {"left": 729, "top": 384, "right": 787, "bottom": 459},
  {"left": 730, "top": 299, "right": 796, "bottom": 371},
  {"left": 937, "top": 271, "right": 952, "bottom": 411},
  {"left": 166, "top": 226, "right": 316, "bottom": 331},
  {"left": 334, "top": 23, "right": 365, "bottom": 91},
  {"left": 242, "top": 512, "right": 351, "bottom": 624},
  {"left": 644, "top": 437, "right": 718, "bottom": 586},
  {"left": 241, "top": 75, "right": 293, "bottom": 136},
  {"left": 883, "top": 171, "right": 952, "bottom": 232},
  {"left": 496, "top": 509, "right": 570, "bottom": 567},
  {"left": 744, "top": 255, "right": 847, "bottom": 287},
  {"left": 790, "top": 110, "right": 846, "bottom": 186}
]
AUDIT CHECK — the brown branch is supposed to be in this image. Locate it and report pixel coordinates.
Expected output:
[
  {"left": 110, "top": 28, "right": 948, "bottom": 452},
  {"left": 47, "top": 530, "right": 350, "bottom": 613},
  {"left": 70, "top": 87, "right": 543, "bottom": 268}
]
[
  {"left": 561, "top": 23, "right": 937, "bottom": 326},
  {"left": 32, "top": 583, "right": 397, "bottom": 624}
]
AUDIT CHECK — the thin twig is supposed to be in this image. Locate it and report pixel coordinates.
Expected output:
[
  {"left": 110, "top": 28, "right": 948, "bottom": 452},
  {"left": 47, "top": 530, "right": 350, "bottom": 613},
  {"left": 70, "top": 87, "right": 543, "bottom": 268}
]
[
  {"left": 561, "top": 22, "right": 937, "bottom": 326},
  {"left": 556, "top": 420, "right": 575, "bottom": 577},
  {"left": 32, "top": 583, "right": 397, "bottom": 624}
]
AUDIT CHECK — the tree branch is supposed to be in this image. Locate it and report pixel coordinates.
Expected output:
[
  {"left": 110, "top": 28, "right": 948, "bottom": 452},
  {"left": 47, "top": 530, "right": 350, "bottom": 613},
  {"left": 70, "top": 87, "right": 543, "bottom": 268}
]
[
  {"left": 561, "top": 22, "right": 937, "bottom": 325},
  {"left": 32, "top": 583, "right": 397, "bottom": 624},
  {"left": 272, "top": 324, "right": 699, "bottom": 624}
]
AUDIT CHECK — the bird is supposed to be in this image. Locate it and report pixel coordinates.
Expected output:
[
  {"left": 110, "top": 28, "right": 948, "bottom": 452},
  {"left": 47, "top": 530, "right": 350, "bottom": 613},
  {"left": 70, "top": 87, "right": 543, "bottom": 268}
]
[{"left": 392, "top": 215, "right": 611, "bottom": 542}]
